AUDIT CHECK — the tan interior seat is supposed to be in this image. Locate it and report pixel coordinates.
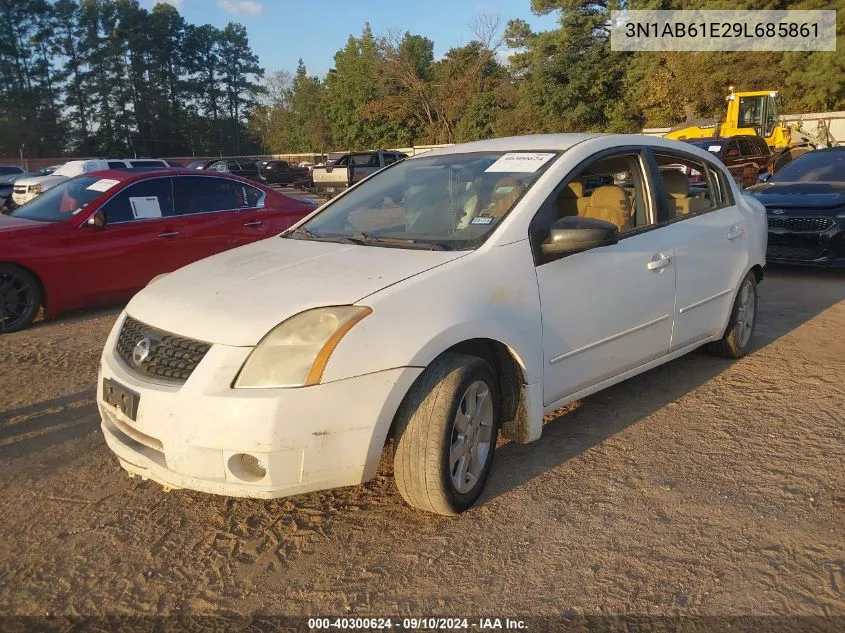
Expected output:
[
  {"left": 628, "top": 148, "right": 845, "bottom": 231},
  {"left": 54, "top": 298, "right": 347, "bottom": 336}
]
[
  {"left": 662, "top": 170, "right": 710, "bottom": 215},
  {"left": 488, "top": 177, "right": 527, "bottom": 219},
  {"left": 579, "top": 184, "right": 631, "bottom": 231},
  {"left": 556, "top": 180, "right": 590, "bottom": 217}
]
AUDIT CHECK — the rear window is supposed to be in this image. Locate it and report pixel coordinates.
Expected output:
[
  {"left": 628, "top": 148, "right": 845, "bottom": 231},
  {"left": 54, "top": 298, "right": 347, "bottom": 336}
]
[{"left": 129, "top": 160, "right": 166, "bottom": 168}]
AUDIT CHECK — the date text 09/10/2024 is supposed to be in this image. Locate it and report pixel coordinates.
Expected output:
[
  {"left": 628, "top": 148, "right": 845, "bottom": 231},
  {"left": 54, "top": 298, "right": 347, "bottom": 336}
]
[{"left": 308, "top": 618, "right": 527, "bottom": 630}]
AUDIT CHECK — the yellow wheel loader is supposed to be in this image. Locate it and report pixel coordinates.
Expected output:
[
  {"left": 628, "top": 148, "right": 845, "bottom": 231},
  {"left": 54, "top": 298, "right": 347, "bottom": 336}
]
[{"left": 664, "top": 88, "right": 836, "bottom": 173}]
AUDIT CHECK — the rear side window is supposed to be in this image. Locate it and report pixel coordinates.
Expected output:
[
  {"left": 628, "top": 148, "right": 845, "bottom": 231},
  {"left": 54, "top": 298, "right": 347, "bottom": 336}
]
[
  {"left": 738, "top": 139, "right": 756, "bottom": 156},
  {"left": 172, "top": 176, "right": 249, "bottom": 214},
  {"left": 653, "top": 152, "right": 726, "bottom": 221},
  {"left": 226, "top": 160, "right": 240, "bottom": 171},
  {"left": 239, "top": 161, "right": 258, "bottom": 171},
  {"left": 100, "top": 178, "right": 174, "bottom": 223},
  {"left": 108, "top": 161, "right": 127, "bottom": 169},
  {"left": 349, "top": 154, "right": 376, "bottom": 166},
  {"left": 724, "top": 141, "right": 741, "bottom": 159},
  {"left": 384, "top": 154, "right": 398, "bottom": 166}
]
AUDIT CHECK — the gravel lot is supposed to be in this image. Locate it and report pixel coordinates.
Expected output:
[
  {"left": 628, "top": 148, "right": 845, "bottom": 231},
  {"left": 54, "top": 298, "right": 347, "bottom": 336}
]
[{"left": 0, "top": 265, "right": 842, "bottom": 621}]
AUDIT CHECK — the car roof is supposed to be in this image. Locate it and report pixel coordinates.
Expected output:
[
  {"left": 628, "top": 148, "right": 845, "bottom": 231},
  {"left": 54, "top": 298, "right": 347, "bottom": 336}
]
[
  {"left": 83, "top": 168, "right": 270, "bottom": 186},
  {"left": 420, "top": 134, "right": 600, "bottom": 157}
]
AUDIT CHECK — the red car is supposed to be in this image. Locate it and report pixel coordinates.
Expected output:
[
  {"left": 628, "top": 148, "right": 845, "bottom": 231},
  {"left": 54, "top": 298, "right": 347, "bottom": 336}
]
[{"left": 0, "top": 169, "right": 317, "bottom": 332}]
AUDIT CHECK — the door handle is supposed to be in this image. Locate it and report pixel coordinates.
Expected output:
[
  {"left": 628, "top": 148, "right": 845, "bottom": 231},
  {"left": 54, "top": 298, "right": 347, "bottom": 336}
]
[
  {"left": 243, "top": 221, "right": 263, "bottom": 228},
  {"left": 157, "top": 231, "right": 180, "bottom": 238},
  {"left": 727, "top": 225, "right": 745, "bottom": 240},
  {"left": 647, "top": 253, "right": 673, "bottom": 271}
]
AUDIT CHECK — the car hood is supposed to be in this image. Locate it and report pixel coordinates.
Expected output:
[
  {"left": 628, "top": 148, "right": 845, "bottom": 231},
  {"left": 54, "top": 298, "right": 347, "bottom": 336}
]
[
  {"left": 748, "top": 182, "right": 845, "bottom": 212},
  {"left": 0, "top": 213, "right": 46, "bottom": 233},
  {"left": 12, "top": 174, "right": 68, "bottom": 189},
  {"left": 126, "top": 237, "right": 468, "bottom": 346}
]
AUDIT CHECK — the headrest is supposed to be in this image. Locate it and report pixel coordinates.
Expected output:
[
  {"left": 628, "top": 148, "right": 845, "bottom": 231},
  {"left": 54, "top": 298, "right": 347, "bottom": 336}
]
[
  {"left": 662, "top": 170, "right": 690, "bottom": 199},
  {"left": 562, "top": 180, "right": 584, "bottom": 197},
  {"left": 589, "top": 185, "right": 629, "bottom": 210}
]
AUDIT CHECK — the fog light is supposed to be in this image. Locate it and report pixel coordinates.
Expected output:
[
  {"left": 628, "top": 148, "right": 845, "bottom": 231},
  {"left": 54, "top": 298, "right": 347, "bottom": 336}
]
[{"left": 228, "top": 453, "right": 267, "bottom": 482}]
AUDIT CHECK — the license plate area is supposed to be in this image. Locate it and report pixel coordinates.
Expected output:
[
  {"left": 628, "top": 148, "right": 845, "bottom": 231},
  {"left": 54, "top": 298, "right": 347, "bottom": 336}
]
[{"left": 103, "top": 378, "right": 140, "bottom": 421}]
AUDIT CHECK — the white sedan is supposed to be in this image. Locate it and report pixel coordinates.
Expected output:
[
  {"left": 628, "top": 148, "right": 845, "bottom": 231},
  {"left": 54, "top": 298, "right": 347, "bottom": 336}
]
[{"left": 97, "top": 134, "right": 767, "bottom": 515}]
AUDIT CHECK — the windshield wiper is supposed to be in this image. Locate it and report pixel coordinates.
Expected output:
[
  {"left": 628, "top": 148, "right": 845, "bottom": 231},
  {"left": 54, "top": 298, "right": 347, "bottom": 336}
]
[{"left": 346, "top": 232, "right": 450, "bottom": 250}]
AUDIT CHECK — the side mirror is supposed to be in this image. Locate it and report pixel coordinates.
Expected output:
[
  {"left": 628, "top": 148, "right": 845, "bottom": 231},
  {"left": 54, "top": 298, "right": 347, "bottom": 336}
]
[
  {"left": 86, "top": 209, "right": 106, "bottom": 228},
  {"left": 541, "top": 216, "right": 618, "bottom": 258}
]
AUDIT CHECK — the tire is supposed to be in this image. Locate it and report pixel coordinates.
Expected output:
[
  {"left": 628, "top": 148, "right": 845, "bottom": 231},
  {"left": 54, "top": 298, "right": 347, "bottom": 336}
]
[
  {"left": 0, "top": 264, "right": 42, "bottom": 333},
  {"left": 707, "top": 271, "right": 757, "bottom": 359},
  {"left": 393, "top": 353, "right": 500, "bottom": 516}
]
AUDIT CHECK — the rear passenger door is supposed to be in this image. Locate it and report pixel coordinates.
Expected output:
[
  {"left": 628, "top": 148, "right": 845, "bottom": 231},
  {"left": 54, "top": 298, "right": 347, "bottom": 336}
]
[
  {"left": 648, "top": 149, "right": 750, "bottom": 351},
  {"left": 172, "top": 175, "right": 270, "bottom": 259}
]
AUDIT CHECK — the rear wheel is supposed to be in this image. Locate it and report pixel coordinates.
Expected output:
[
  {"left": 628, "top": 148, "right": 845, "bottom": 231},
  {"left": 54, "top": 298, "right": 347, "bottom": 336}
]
[
  {"left": 393, "top": 354, "right": 499, "bottom": 515},
  {"left": 707, "top": 271, "right": 757, "bottom": 359},
  {"left": 0, "top": 264, "right": 41, "bottom": 333}
]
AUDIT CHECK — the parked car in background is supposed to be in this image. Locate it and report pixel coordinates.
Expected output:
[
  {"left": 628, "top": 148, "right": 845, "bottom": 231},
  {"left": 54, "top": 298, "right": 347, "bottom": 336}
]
[
  {"left": 258, "top": 160, "right": 311, "bottom": 187},
  {"left": 0, "top": 165, "right": 32, "bottom": 212},
  {"left": 206, "top": 158, "right": 261, "bottom": 182},
  {"left": 94, "top": 134, "right": 766, "bottom": 515},
  {"left": 0, "top": 169, "right": 317, "bottom": 332},
  {"left": 748, "top": 147, "right": 845, "bottom": 267},
  {"left": 311, "top": 150, "right": 407, "bottom": 196},
  {"left": 12, "top": 158, "right": 169, "bottom": 206},
  {"left": 38, "top": 165, "right": 63, "bottom": 176},
  {"left": 683, "top": 136, "right": 772, "bottom": 188},
  {"left": 185, "top": 159, "right": 215, "bottom": 170},
  {"left": 164, "top": 159, "right": 183, "bottom": 167}
]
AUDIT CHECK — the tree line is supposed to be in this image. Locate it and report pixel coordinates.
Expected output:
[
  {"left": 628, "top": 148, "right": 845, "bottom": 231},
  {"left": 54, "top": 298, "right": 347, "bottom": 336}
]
[
  {"left": 1, "top": 0, "right": 843, "bottom": 159},
  {"left": 252, "top": 0, "right": 843, "bottom": 154},
  {"left": 0, "top": 0, "right": 263, "bottom": 158}
]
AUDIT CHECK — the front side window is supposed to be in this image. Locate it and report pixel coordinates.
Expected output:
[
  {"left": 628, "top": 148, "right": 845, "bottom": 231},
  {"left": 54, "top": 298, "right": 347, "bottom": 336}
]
[
  {"left": 349, "top": 154, "right": 376, "bottom": 167},
  {"left": 292, "top": 151, "right": 559, "bottom": 249},
  {"left": 100, "top": 178, "right": 174, "bottom": 223},
  {"left": 552, "top": 153, "right": 651, "bottom": 234},
  {"left": 10, "top": 175, "right": 119, "bottom": 222},
  {"left": 653, "top": 153, "right": 724, "bottom": 220}
]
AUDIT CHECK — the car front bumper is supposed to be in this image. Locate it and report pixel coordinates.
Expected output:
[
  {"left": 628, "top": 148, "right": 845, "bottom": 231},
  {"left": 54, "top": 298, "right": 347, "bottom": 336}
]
[
  {"left": 766, "top": 217, "right": 845, "bottom": 267},
  {"left": 98, "top": 322, "right": 422, "bottom": 499}
]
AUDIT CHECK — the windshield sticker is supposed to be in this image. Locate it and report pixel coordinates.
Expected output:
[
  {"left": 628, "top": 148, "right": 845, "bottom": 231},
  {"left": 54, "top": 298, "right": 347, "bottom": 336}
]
[
  {"left": 485, "top": 152, "right": 555, "bottom": 173},
  {"left": 707, "top": 145, "right": 722, "bottom": 152},
  {"left": 129, "top": 196, "right": 162, "bottom": 219},
  {"left": 470, "top": 216, "right": 494, "bottom": 225},
  {"left": 86, "top": 178, "right": 121, "bottom": 192}
]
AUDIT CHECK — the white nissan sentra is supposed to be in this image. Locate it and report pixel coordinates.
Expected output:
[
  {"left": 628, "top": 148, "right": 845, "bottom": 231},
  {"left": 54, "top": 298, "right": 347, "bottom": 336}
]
[{"left": 98, "top": 134, "right": 767, "bottom": 515}]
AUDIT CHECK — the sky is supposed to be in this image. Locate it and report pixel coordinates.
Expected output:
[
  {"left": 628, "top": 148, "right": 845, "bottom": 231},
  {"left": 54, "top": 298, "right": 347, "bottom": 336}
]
[{"left": 145, "top": 0, "right": 561, "bottom": 78}]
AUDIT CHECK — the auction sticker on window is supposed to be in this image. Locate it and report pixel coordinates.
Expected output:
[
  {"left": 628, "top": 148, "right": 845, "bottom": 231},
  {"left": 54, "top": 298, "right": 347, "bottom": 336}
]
[
  {"left": 86, "top": 178, "right": 121, "bottom": 192},
  {"left": 485, "top": 152, "right": 555, "bottom": 173}
]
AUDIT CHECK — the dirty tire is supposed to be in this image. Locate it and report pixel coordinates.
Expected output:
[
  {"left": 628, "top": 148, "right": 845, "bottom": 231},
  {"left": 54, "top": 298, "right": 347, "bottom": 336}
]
[
  {"left": 0, "top": 263, "right": 41, "bottom": 333},
  {"left": 707, "top": 271, "right": 757, "bottom": 359},
  {"left": 393, "top": 353, "right": 499, "bottom": 516}
]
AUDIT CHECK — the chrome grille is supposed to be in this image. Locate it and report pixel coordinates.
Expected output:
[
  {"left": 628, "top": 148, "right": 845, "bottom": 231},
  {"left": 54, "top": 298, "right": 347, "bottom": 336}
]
[
  {"left": 116, "top": 315, "right": 211, "bottom": 383},
  {"left": 767, "top": 216, "right": 835, "bottom": 232}
]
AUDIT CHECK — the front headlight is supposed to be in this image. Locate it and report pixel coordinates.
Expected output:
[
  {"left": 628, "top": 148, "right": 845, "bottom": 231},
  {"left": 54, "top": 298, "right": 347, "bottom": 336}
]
[
  {"left": 233, "top": 306, "right": 372, "bottom": 388},
  {"left": 29, "top": 184, "right": 41, "bottom": 194}
]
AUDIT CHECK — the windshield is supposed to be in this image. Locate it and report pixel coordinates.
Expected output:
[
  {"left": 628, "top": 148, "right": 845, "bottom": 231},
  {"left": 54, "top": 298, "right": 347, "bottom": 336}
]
[
  {"left": 291, "top": 151, "right": 558, "bottom": 249},
  {"left": 773, "top": 151, "right": 845, "bottom": 183},
  {"left": 11, "top": 175, "right": 119, "bottom": 222}
]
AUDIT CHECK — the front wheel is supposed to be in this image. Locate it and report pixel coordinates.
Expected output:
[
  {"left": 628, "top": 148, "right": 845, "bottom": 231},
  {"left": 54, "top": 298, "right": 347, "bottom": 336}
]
[
  {"left": 393, "top": 354, "right": 499, "bottom": 515},
  {"left": 0, "top": 264, "right": 42, "bottom": 333},
  {"left": 707, "top": 271, "right": 757, "bottom": 358}
]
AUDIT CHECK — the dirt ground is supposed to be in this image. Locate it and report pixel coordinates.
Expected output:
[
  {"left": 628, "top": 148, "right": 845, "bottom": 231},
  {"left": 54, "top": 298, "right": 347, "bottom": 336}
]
[{"left": 0, "top": 265, "right": 843, "bottom": 622}]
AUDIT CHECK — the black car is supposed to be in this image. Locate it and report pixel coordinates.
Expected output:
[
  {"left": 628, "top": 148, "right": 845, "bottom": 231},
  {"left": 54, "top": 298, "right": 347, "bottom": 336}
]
[
  {"left": 748, "top": 147, "right": 845, "bottom": 267},
  {"left": 258, "top": 160, "right": 311, "bottom": 187},
  {"left": 206, "top": 158, "right": 261, "bottom": 181},
  {"left": 186, "top": 159, "right": 215, "bottom": 170}
]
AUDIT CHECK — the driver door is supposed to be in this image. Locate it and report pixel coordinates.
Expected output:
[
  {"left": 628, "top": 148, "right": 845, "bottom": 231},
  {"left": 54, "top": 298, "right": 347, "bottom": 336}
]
[{"left": 533, "top": 150, "right": 676, "bottom": 405}]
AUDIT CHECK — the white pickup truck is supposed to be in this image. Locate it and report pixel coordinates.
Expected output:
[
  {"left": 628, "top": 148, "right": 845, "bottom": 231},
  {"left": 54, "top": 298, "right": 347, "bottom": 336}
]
[
  {"left": 311, "top": 150, "right": 407, "bottom": 197},
  {"left": 12, "top": 158, "right": 168, "bottom": 206}
]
